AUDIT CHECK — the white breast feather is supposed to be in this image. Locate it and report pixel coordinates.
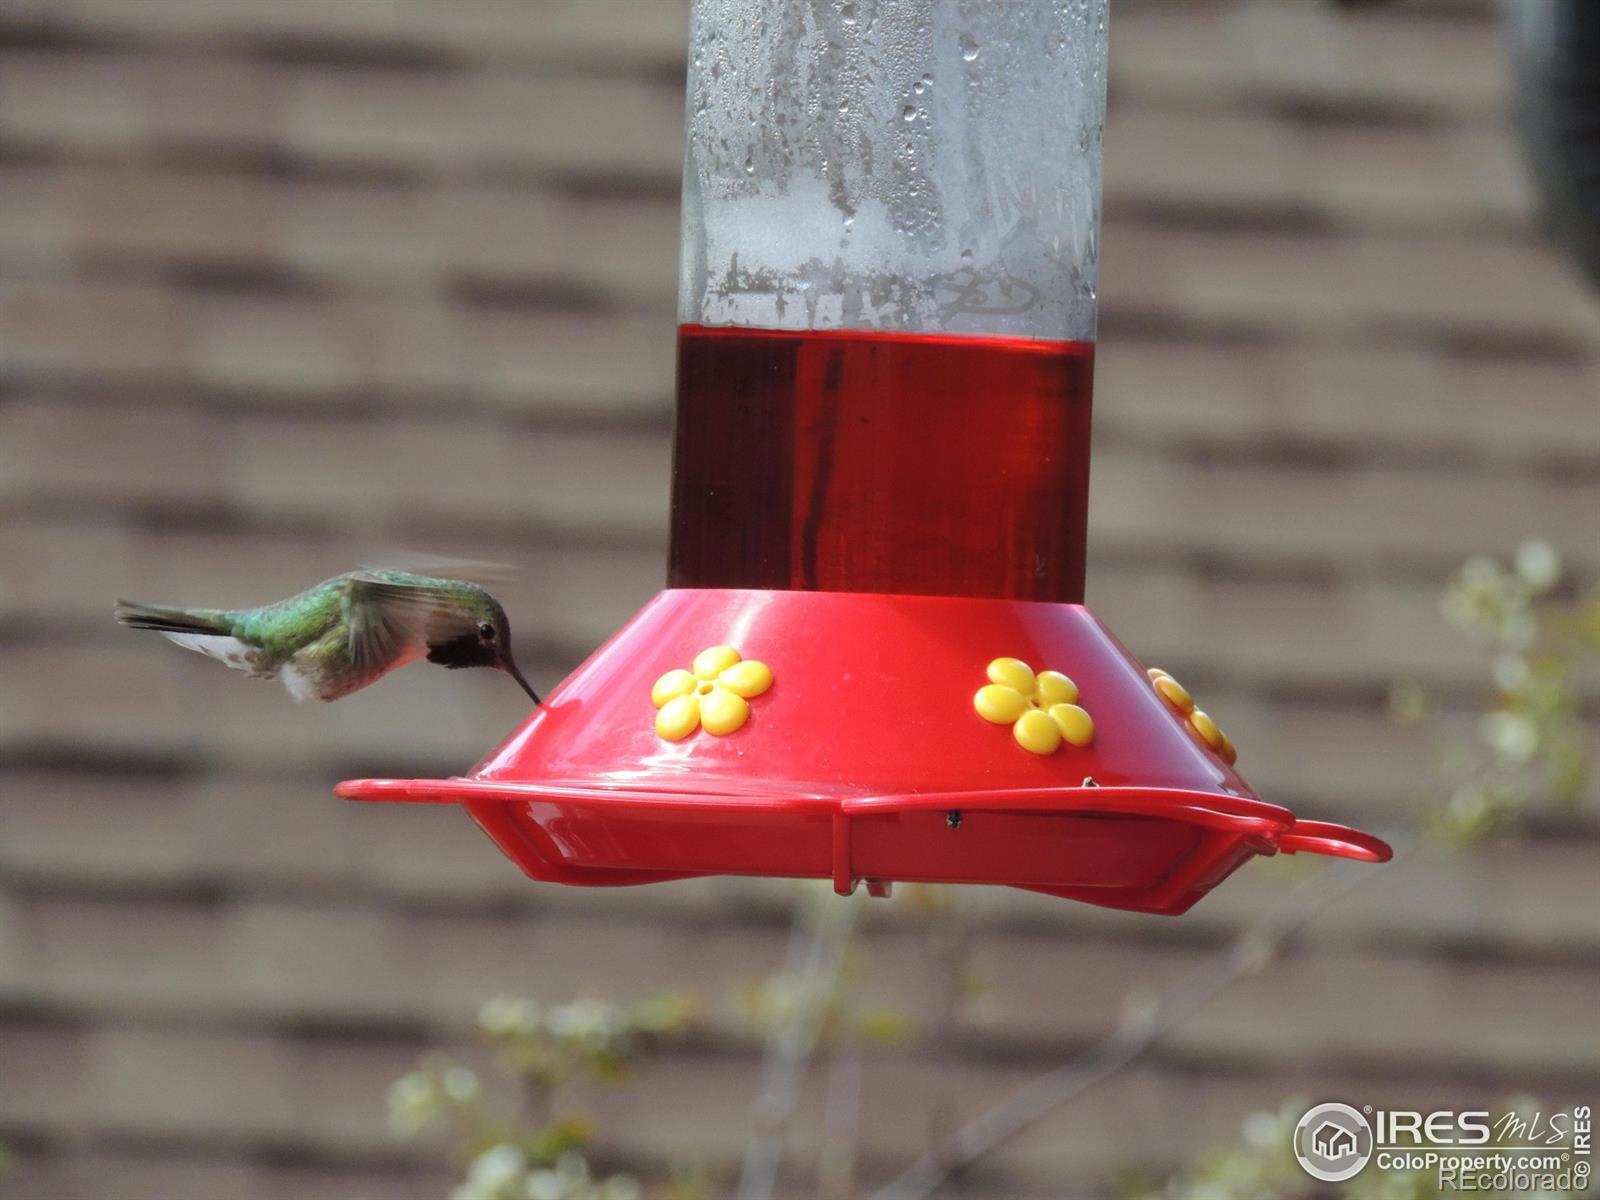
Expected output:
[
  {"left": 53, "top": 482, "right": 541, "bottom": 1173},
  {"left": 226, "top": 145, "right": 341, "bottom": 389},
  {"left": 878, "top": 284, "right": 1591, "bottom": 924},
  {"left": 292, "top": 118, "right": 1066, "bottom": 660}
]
[{"left": 279, "top": 661, "right": 320, "bottom": 702}]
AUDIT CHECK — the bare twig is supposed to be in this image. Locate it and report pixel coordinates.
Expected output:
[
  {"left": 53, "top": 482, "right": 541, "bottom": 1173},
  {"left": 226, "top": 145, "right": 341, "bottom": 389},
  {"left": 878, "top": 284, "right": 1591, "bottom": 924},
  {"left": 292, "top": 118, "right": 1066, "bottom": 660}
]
[
  {"left": 819, "top": 1045, "right": 864, "bottom": 1200},
  {"left": 870, "top": 840, "right": 1413, "bottom": 1200},
  {"left": 739, "top": 890, "right": 861, "bottom": 1200}
]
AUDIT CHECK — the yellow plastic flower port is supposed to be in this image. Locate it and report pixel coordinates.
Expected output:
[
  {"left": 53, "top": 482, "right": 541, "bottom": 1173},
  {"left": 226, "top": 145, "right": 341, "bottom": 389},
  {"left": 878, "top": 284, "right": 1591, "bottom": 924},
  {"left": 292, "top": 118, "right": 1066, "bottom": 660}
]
[
  {"left": 652, "top": 645, "right": 773, "bottom": 741},
  {"left": 1148, "top": 667, "right": 1238, "bottom": 765},
  {"left": 974, "top": 656, "right": 1094, "bottom": 755}
]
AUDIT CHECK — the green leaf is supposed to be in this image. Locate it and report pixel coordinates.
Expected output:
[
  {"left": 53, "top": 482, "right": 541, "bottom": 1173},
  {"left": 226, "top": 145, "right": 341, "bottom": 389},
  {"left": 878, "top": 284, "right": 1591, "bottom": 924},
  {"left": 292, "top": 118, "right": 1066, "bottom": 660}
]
[
  {"left": 527, "top": 1116, "right": 595, "bottom": 1165},
  {"left": 855, "top": 1005, "right": 912, "bottom": 1044}
]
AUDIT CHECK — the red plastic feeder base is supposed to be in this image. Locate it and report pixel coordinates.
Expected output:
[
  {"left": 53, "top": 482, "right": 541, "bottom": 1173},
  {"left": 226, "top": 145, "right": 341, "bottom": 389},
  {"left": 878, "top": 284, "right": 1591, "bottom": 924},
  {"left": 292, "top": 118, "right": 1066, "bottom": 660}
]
[{"left": 338, "top": 590, "right": 1390, "bottom": 915}]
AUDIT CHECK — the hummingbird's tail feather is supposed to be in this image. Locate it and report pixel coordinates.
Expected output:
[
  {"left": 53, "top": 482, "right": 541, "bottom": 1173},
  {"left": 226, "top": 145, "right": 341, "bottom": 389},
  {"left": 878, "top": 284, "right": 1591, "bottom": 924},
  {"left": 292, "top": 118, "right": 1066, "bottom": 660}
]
[
  {"left": 113, "top": 600, "right": 231, "bottom": 635},
  {"left": 115, "top": 599, "right": 273, "bottom": 679}
]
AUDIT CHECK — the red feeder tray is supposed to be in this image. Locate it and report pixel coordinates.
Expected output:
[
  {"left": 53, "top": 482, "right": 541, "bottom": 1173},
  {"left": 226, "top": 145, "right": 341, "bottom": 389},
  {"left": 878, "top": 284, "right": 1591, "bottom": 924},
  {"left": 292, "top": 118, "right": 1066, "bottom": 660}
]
[{"left": 339, "top": 589, "right": 1390, "bottom": 915}]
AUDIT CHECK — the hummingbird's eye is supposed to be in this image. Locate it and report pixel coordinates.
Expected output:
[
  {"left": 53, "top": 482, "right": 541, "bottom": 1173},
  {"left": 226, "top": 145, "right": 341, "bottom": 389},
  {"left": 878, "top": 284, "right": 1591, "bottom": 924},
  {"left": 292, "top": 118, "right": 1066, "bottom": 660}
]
[{"left": 478, "top": 622, "right": 496, "bottom": 642}]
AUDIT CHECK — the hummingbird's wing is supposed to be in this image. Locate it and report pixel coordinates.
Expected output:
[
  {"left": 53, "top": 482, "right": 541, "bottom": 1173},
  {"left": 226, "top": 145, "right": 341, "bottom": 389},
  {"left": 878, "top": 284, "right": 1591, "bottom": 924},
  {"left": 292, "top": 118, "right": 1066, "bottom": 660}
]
[
  {"left": 343, "top": 573, "right": 478, "bottom": 670},
  {"left": 358, "top": 552, "right": 515, "bottom": 584}
]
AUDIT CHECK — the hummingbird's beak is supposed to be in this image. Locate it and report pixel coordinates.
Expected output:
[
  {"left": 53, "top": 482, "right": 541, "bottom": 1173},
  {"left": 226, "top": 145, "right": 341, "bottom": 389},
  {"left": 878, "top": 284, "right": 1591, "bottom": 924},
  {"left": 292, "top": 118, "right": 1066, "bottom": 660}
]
[{"left": 503, "top": 657, "right": 541, "bottom": 706}]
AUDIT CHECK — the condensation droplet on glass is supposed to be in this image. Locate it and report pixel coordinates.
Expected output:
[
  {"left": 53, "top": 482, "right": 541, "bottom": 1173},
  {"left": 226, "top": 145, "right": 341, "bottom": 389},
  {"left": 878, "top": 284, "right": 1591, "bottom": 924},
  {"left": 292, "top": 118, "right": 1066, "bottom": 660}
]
[{"left": 682, "top": 0, "right": 1107, "bottom": 340}]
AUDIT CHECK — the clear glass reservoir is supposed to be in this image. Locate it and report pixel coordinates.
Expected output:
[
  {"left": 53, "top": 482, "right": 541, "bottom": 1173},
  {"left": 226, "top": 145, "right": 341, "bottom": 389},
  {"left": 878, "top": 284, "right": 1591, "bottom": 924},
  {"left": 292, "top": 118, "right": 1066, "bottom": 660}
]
[{"left": 670, "top": 0, "right": 1110, "bottom": 601}]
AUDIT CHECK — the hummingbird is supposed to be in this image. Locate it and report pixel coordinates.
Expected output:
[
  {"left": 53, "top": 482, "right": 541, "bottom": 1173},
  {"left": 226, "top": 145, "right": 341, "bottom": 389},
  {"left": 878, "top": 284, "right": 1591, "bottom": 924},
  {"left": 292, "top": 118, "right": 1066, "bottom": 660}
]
[{"left": 114, "top": 570, "right": 540, "bottom": 704}]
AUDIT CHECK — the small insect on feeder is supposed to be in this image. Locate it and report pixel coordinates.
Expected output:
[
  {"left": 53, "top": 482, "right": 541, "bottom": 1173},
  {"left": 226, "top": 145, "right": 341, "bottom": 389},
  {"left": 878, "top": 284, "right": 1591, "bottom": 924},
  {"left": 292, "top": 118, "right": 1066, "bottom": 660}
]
[{"left": 340, "top": 0, "right": 1390, "bottom": 913}]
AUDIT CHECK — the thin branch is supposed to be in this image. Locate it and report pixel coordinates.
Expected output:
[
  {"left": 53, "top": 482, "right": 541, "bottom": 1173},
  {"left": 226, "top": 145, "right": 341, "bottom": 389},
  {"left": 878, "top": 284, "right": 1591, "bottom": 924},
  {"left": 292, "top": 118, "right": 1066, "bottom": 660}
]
[
  {"left": 819, "top": 1045, "right": 864, "bottom": 1200},
  {"left": 870, "top": 840, "right": 1414, "bottom": 1200},
  {"left": 739, "top": 891, "right": 861, "bottom": 1200}
]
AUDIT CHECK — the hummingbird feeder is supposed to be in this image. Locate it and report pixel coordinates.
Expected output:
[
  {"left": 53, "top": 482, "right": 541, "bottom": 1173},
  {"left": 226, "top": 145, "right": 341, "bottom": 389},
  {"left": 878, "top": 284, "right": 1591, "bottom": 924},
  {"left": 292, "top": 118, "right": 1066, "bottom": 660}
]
[{"left": 340, "top": 0, "right": 1390, "bottom": 914}]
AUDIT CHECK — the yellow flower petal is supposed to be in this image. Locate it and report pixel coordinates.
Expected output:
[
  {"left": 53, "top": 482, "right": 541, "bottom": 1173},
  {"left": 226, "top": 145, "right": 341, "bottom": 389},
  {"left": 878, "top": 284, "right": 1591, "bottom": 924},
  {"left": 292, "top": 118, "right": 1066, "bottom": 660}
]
[
  {"left": 1190, "top": 709, "right": 1225, "bottom": 751},
  {"left": 1013, "top": 709, "right": 1062, "bottom": 755},
  {"left": 1146, "top": 667, "right": 1170, "bottom": 681},
  {"left": 1153, "top": 674, "right": 1194, "bottom": 713},
  {"left": 651, "top": 668, "right": 698, "bottom": 708},
  {"left": 986, "top": 657, "right": 1036, "bottom": 695},
  {"left": 693, "top": 644, "right": 742, "bottom": 680},
  {"left": 1048, "top": 703, "right": 1095, "bottom": 747},
  {"left": 1035, "top": 670, "right": 1079, "bottom": 706},
  {"left": 974, "top": 684, "right": 1028, "bottom": 725},
  {"left": 1219, "top": 730, "right": 1238, "bottom": 765},
  {"left": 718, "top": 659, "right": 773, "bottom": 698},
  {"left": 655, "top": 694, "right": 701, "bottom": 741},
  {"left": 699, "top": 686, "right": 750, "bottom": 735}
]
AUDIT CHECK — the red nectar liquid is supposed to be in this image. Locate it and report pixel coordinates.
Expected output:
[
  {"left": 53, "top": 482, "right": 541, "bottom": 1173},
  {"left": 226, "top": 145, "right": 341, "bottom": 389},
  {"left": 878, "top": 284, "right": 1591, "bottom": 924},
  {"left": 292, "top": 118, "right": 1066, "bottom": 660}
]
[{"left": 669, "top": 324, "right": 1095, "bottom": 601}]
